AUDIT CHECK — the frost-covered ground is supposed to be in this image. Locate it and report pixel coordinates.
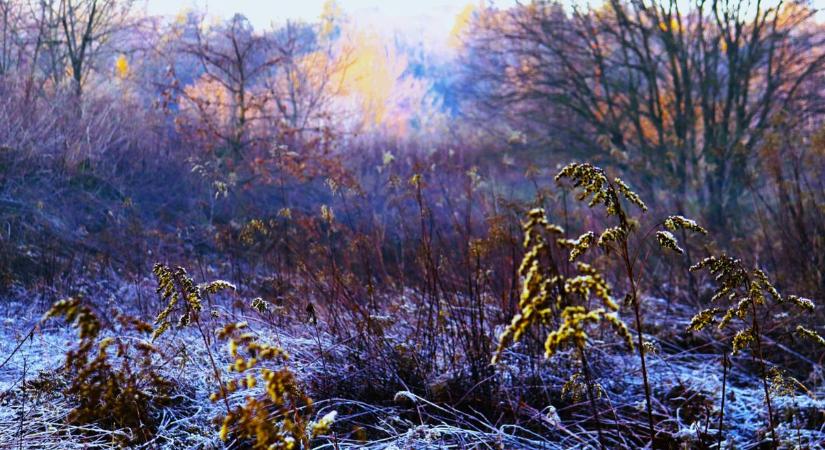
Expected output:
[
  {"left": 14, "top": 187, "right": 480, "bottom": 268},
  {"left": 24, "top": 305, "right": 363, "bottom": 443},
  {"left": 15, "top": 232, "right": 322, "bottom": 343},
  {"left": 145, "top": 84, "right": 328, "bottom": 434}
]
[{"left": 0, "top": 286, "right": 822, "bottom": 449}]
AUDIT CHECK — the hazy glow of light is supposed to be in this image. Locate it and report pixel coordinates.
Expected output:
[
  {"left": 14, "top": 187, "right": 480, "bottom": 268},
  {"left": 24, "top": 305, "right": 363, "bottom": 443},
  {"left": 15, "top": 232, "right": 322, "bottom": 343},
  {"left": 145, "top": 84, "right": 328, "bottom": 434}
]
[
  {"left": 141, "top": 0, "right": 514, "bottom": 46},
  {"left": 143, "top": 0, "right": 825, "bottom": 136},
  {"left": 449, "top": 3, "right": 478, "bottom": 48},
  {"left": 142, "top": 0, "right": 824, "bottom": 43}
]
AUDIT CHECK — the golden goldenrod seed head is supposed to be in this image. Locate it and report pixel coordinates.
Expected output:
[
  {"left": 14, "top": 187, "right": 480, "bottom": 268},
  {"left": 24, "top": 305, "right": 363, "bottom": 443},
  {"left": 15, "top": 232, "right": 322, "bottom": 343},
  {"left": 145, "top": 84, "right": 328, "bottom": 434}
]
[
  {"left": 687, "top": 308, "right": 721, "bottom": 332},
  {"left": 732, "top": 327, "right": 755, "bottom": 354},
  {"left": 796, "top": 325, "right": 825, "bottom": 347},
  {"left": 787, "top": 295, "right": 815, "bottom": 312},
  {"left": 495, "top": 207, "right": 633, "bottom": 364},
  {"left": 219, "top": 417, "right": 231, "bottom": 441},
  {"left": 655, "top": 230, "right": 684, "bottom": 254},
  {"left": 613, "top": 177, "right": 647, "bottom": 211},
  {"left": 558, "top": 231, "right": 595, "bottom": 262},
  {"left": 211, "top": 320, "right": 309, "bottom": 448},
  {"left": 664, "top": 215, "right": 707, "bottom": 234},
  {"left": 311, "top": 411, "right": 337, "bottom": 437},
  {"left": 597, "top": 226, "right": 625, "bottom": 251}
]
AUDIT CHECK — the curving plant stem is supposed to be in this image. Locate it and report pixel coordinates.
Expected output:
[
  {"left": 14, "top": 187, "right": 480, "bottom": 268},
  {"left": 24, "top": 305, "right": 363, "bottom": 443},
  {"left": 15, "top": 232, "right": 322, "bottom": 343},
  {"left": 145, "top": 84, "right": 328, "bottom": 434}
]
[
  {"left": 621, "top": 245, "right": 655, "bottom": 444},
  {"left": 175, "top": 276, "right": 231, "bottom": 415},
  {"left": 718, "top": 352, "right": 728, "bottom": 449},
  {"left": 749, "top": 299, "right": 777, "bottom": 448},
  {"left": 194, "top": 315, "right": 231, "bottom": 414},
  {"left": 612, "top": 191, "right": 655, "bottom": 443},
  {"left": 578, "top": 346, "right": 607, "bottom": 450}
]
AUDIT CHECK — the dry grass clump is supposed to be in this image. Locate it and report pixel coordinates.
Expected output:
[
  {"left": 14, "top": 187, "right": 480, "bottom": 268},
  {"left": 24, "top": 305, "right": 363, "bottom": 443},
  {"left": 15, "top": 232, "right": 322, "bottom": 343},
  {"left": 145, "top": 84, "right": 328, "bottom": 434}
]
[
  {"left": 30, "top": 264, "right": 331, "bottom": 448},
  {"left": 210, "top": 320, "right": 330, "bottom": 449},
  {"left": 43, "top": 297, "right": 176, "bottom": 444},
  {"left": 151, "top": 263, "right": 334, "bottom": 448}
]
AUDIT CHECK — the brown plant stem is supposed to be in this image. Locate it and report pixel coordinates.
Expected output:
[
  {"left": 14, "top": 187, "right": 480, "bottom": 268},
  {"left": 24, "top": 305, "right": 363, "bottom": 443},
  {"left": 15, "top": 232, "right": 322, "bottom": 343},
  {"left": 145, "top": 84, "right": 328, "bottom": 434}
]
[
  {"left": 750, "top": 300, "right": 777, "bottom": 448},
  {"left": 621, "top": 239, "right": 656, "bottom": 443},
  {"left": 578, "top": 346, "right": 607, "bottom": 450},
  {"left": 608, "top": 179, "right": 656, "bottom": 443},
  {"left": 718, "top": 352, "right": 728, "bottom": 450},
  {"left": 194, "top": 316, "right": 231, "bottom": 414}
]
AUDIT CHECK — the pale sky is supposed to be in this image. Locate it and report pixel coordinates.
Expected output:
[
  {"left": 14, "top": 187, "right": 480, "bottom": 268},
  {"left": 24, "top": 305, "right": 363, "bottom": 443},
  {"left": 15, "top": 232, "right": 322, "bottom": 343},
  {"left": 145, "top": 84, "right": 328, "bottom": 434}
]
[
  {"left": 142, "top": 0, "right": 471, "bottom": 25},
  {"left": 141, "top": 0, "right": 825, "bottom": 42},
  {"left": 140, "top": 0, "right": 502, "bottom": 49}
]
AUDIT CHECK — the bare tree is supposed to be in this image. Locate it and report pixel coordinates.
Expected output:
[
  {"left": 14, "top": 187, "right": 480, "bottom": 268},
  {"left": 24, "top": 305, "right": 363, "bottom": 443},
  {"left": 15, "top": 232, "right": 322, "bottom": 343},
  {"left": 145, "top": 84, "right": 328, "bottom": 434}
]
[
  {"left": 172, "top": 14, "right": 351, "bottom": 176},
  {"left": 462, "top": 0, "right": 825, "bottom": 228},
  {"left": 263, "top": 21, "right": 349, "bottom": 140},
  {"left": 53, "top": 0, "right": 132, "bottom": 96},
  {"left": 0, "top": 0, "right": 18, "bottom": 75},
  {"left": 173, "top": 14, "right": 283, "bottom": 163}
]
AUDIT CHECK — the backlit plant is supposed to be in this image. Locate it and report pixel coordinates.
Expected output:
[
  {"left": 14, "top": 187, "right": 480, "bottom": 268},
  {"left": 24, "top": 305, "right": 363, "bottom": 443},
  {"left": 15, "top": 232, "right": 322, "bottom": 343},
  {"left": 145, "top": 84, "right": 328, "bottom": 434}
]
[
  {"left": 152, "top": 263, "right": 237, "bottom": 413},
  {"left": 554, "top": 162, "right": 707, "bottom": 442},
  {"left": 151, "top": 265, "right": 326, "bottom": 448},
  {"left": 44, "top": 297, "right": 175, "bottom": 444},
  {"left": 494, "top": 207, "right": 634, "bottom": 449},
  {"left": 211, "top": 321, "right": 325, "bottom": 449},
  {"left": 687, "top": 255, "right": 823, "bottom": 447},
  {"left": 152, "top": 263, "right": 236, "bottom": 341}
]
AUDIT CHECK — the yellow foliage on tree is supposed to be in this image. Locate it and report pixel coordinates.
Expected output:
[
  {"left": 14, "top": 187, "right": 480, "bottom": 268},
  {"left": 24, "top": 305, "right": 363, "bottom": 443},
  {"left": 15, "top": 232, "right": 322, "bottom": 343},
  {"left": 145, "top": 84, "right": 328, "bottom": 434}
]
[{"left": 115, "top": 54, "right": 129, "bottom": 78}]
